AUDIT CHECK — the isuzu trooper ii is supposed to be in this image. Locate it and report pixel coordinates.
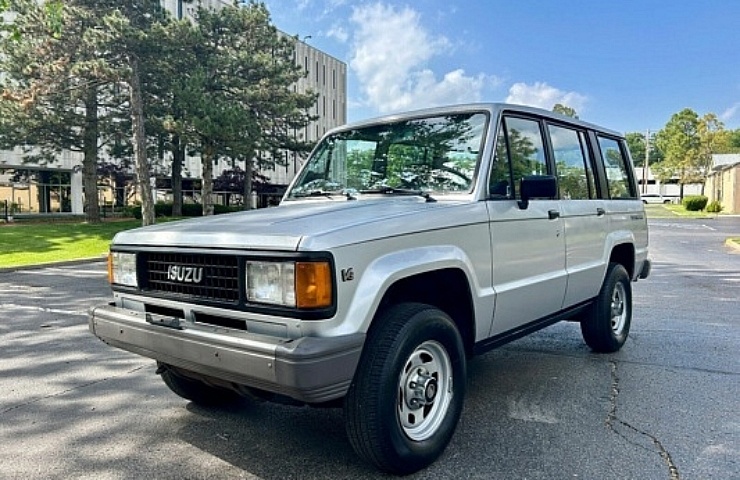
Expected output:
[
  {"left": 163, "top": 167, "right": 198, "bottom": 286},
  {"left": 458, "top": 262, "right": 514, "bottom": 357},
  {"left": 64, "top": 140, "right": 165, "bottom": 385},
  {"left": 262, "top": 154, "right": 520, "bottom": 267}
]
[{"left": 90, "top": 103, "right": 650, "bottom": 474}]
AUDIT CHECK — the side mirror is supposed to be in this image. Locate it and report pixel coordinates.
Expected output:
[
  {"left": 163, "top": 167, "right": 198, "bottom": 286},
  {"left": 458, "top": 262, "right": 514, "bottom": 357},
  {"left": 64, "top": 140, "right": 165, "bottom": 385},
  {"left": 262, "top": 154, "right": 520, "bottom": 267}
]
[{"left": 519, "top": 175, "right": 557, "bottom": 209}]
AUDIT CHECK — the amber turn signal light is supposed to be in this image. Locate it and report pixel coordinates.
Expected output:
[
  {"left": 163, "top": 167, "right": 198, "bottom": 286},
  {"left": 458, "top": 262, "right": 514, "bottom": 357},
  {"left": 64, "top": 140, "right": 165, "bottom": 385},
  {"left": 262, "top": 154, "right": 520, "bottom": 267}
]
[{"left": 295, "top": 261, "right": 332, "bottom": 309}]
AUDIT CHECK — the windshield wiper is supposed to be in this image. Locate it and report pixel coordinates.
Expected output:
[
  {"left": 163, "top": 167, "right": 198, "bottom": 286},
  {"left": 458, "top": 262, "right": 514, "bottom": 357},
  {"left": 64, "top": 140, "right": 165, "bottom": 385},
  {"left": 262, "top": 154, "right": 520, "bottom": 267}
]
[
  {"left": 291, "top": 190, "right": 357, "bottom": 200},
  {"left": 291, "top": 190, "right": 340, "bottom": 199},
  {"left": 358, "top": 186, "right": 436, "bottom": 202}
]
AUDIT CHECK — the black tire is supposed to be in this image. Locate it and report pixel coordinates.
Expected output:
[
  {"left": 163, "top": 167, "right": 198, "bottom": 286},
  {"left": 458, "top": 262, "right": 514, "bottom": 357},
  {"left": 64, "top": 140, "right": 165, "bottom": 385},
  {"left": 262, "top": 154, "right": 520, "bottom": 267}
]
[
  {"left": 344, "top": 303, "right": 466, "bottom": 475},
  {"left": 158, "top": 362, "right": 240, "bottom": 406},
  {"left": 580, "top": 263, "right": 632, "bottom": 353}
]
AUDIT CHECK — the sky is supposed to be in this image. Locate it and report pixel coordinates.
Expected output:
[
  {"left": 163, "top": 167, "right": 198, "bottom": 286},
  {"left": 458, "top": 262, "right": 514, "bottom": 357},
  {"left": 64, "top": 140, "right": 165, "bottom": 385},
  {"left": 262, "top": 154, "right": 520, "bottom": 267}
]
[{"left": 263, "top": 0, "right": 740, "bottom": 134}]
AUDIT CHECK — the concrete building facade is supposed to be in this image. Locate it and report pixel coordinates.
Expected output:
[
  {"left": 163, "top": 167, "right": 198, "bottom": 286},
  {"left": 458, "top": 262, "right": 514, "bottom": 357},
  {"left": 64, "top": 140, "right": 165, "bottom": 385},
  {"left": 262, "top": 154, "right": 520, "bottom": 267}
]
[
  {"left": 706, "top": 154, "right": 740, "bottom": 213},
  {"left": 635, "top": 165, "right": 702, "bottom": 200}
]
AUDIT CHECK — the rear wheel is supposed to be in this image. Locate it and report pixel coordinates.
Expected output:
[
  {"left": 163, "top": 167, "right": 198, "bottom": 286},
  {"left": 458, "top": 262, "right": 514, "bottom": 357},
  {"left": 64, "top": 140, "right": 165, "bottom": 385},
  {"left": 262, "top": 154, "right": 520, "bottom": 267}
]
[
  {"left": 580, "top": 263, "right": 632, "bottom": 353},
  {"left": 158, "top": 362, "right": 240, "bottom": 406},
  {"left": 344, "top": 303, "right": 466, "bottom": 475}
]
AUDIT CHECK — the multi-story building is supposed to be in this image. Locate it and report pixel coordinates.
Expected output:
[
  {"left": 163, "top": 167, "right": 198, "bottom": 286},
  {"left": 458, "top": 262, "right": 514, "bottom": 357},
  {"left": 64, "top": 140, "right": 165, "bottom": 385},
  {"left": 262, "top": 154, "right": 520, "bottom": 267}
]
[{"left": 0, "top": 1, "right": 347, "bottom": 216}]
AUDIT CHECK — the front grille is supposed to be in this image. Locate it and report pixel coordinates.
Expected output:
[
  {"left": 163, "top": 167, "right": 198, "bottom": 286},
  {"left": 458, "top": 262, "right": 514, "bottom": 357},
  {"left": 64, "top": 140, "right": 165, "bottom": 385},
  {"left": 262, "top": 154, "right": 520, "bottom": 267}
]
[{"left": 144, "top": 252, "right": 239, "bottom": 303}]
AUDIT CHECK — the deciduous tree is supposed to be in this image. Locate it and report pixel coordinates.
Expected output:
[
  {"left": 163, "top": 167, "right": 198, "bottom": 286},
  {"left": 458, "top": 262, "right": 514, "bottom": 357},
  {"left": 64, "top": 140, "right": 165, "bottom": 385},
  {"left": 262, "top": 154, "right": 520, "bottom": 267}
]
[{"left": 552, "top": 103, "right": 578, "bottom": 118}]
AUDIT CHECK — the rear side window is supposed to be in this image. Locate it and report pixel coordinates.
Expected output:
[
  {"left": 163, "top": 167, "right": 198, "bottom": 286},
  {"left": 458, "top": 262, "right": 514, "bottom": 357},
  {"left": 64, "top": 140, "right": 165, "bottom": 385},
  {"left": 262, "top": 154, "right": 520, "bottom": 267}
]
[
  {"left": 597, "top": 136, "right": 636, "bottom": 199},
  {"left": 548, "top": 125, "right": 596, "bottom": 200},
  {"left": 489, "top": 116, "right": 548, "bottom": 199}
]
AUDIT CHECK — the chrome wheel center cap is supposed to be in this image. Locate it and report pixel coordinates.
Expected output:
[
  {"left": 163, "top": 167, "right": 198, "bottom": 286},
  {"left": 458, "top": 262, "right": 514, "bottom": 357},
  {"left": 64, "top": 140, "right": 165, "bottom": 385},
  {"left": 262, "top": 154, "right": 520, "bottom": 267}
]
[
  {"left": 406, "top": 368, "right": 437, "bottom": 409},
  {"left": 424, "top": 378, "right": 438, "bottom": 402}
]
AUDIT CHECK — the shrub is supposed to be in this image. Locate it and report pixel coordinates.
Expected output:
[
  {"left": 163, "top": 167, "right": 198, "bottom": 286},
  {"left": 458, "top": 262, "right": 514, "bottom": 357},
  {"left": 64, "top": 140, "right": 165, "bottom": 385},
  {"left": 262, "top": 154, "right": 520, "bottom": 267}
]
[
  {"left": 706, "top": 201, "right": 723, "bottom": 213},
  {"left": 129, "top": 203, "right": 241, "bottom": 219},
  {"left": 682, "top": 195, "right": 708, "bottom": 211}
]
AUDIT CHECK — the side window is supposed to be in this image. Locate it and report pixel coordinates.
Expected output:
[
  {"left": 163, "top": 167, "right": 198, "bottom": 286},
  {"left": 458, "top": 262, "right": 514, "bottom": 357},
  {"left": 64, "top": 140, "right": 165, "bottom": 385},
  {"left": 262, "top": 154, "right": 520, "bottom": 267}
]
[
  {"left": 489, "top": 116, "right": 547, "bottom": 199},
  {"left": 548, "top": 124, "right": 595, "bottom": 200},
  {"left": 597, "top": 136, "right": 636, "bottom": 199},
  {"left": 489, "top": 125, "right": 512, "bottom": 198}
]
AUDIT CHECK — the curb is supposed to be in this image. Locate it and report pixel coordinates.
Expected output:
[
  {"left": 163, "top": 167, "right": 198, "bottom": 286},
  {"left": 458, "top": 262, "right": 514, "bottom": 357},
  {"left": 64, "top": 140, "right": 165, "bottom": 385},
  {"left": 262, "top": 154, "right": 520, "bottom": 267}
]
[
  {"left": 0, "top": 256, "right": 107, "bottom": 273},
  {"left": 726, "top": 238, "right": 740, "bottom": 251}
]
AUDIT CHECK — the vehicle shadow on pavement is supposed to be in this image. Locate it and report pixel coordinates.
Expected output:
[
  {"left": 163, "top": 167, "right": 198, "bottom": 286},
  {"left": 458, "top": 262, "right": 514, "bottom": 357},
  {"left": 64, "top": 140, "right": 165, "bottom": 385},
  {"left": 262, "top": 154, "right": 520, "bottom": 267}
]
[
  {"left": 167, "top": 322, "right": 638, "bottom": 479},
  {"left": 179, "top": 401, "right": 368, "bottom": 478}
]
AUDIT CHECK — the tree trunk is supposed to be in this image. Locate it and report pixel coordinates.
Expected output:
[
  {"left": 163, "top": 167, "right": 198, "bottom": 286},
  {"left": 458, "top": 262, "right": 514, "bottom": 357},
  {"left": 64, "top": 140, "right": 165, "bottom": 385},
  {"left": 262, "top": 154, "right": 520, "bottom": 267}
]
[
  {"left": 82, "top": 87, "right": 100, "bottom": 223},
  {"left": 171, "top": 134, "right": 184, "bottom": 217},
  {"left": 201, "top": 141, "right": 215, "bottom": 216},
  {"left": 129, "top": 55, "right": 155, "bottom": 226}
]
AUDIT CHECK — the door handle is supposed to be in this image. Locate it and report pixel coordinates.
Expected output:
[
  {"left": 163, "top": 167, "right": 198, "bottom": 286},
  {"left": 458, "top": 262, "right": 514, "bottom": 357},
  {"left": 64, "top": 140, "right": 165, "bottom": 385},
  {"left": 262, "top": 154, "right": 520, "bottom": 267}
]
[
  {"left": 597, "top": 208, "right": 606, "bottom": 216},
  {"left": 548, "top": 210, "right": 560, "bottom": 220}
]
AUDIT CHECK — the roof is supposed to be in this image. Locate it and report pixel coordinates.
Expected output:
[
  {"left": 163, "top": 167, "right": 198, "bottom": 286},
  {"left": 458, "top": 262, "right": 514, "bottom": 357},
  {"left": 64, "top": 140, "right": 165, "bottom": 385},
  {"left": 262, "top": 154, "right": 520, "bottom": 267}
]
[
  {"left": 327, "top": 103, "right": 623, "bottom": 138},
  {"left": 712, "top": 154, "right": 740, "bottom": 168}
]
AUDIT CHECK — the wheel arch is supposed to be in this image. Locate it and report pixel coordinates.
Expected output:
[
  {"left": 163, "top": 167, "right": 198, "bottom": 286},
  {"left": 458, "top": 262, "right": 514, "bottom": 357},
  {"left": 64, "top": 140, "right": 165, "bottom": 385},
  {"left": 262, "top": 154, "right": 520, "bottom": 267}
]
[{"left": 609, "top": 242, "right": 635, "bottom": 279}]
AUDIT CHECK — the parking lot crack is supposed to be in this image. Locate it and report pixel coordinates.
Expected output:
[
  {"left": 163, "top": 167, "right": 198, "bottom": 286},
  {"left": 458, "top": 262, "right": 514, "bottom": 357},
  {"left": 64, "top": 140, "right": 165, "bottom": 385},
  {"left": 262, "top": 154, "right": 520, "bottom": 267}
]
[
  {"left": 607, "top": 361, "right": 680, "bottom": 480},
  {"left": 0, "top": 364, "right": 148, "bottom": 416}
]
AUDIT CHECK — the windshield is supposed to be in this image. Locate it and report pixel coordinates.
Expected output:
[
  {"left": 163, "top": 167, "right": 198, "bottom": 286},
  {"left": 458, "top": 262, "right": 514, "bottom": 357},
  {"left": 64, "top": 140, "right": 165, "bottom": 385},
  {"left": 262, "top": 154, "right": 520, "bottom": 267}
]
[{"left": 286, "top": 112, "right": 488, "bottom": 199}]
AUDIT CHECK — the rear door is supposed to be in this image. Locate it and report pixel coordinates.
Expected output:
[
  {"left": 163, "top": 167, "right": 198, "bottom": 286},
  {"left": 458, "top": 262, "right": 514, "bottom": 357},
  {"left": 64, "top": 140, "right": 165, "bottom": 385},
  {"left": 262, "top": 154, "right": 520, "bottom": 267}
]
[{"left": 547, "top": 123, "right": 608, "bottom": 307}]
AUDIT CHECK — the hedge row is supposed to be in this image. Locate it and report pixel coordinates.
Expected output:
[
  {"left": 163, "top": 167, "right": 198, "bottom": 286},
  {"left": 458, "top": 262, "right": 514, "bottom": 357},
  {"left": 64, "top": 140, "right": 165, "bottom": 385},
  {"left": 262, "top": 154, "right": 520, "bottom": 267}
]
[{"left": 129, "top": 203, "right": 242, "bottom": 219}]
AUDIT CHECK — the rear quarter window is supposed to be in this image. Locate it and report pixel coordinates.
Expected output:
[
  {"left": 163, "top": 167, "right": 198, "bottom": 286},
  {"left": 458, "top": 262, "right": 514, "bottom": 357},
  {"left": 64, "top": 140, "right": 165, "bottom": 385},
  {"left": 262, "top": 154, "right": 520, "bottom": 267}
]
[{"left": 596, "top": 136, "right": 637, "bottom": 199}]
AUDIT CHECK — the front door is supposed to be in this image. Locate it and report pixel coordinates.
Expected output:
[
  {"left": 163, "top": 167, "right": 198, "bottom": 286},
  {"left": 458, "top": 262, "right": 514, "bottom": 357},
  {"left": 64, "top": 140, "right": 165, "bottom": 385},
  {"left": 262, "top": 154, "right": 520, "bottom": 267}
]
[{"left": 487, "top": 115, "right": 567, "bottom": 336}]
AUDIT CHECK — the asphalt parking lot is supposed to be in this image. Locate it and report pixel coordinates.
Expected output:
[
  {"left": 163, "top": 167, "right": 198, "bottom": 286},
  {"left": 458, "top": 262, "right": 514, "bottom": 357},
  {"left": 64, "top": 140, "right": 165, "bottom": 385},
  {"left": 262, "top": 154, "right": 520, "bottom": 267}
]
[{"left": 0, "top": 217, "right": 738, "bottom": 479}]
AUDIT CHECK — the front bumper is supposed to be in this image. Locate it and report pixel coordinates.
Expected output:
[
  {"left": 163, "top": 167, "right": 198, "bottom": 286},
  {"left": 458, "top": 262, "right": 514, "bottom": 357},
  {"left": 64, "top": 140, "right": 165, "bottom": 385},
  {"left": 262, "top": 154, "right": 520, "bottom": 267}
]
[{"left": 89, "top": 303, "right": 364, "bottom": 403}]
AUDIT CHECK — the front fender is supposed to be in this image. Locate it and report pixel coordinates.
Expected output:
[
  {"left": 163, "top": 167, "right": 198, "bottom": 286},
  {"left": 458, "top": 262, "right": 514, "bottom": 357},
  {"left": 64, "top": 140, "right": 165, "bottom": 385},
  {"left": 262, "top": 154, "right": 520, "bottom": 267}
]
[{"left": 327, "top": 245, "right": 493, "bottom": 339}]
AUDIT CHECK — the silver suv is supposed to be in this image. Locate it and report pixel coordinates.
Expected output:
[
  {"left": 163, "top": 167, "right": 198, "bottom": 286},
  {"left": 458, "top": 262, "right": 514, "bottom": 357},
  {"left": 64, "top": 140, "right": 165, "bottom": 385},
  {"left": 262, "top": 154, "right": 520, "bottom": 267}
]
[{"left": 90, "top": 103, "right": 650, "bottom": 474}]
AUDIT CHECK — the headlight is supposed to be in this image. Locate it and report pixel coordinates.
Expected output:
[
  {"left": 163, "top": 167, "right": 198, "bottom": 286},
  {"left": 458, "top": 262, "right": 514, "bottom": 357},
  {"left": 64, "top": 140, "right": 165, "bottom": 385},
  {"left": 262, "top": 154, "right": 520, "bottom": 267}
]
[
  {"left": 246, "top": 260, "right": 332, "bottom": 309},
  {"left": 108, "top": 252, "right": 138, "bottom": 287}
]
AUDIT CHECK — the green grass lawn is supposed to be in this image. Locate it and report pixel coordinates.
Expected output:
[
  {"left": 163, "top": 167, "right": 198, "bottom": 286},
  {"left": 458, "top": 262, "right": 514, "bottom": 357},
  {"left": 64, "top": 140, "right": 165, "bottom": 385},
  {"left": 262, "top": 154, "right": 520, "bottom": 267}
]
[
  {"left": 643, "top": 203, "right": 719, "bottom": 219},
  {"left": 0, "top": 219, "right": 142, "bottom": 268}
]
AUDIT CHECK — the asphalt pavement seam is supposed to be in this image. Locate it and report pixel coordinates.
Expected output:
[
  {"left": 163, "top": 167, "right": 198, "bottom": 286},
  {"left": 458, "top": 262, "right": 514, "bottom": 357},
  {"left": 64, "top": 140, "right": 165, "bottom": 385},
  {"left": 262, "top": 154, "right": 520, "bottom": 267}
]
[
  {"left": 0, "top": 302, "right": 87, "bottom": 317},
  {"left": 607, "top": 361, "right": 680, "bottom": 480},
  {"left": 0, "top": 364, "right": 148, "bottom": 416}
]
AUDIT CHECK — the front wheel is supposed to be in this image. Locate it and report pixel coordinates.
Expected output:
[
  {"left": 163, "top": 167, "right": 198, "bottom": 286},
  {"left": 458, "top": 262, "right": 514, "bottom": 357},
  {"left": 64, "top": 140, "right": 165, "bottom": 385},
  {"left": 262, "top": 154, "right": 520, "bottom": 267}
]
[
  {"left": 580, "top": 263, "right": 632, "bottom": 353},
  {"left": 344, "top": 303, "right": 466, "bottom": 475}
]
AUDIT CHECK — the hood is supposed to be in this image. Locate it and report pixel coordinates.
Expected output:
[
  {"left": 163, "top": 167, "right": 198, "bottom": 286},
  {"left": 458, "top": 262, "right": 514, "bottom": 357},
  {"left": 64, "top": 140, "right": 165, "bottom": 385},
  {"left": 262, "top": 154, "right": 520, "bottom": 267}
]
[{"left": 113, "top": 197, "right": 472, "bottom": 251}]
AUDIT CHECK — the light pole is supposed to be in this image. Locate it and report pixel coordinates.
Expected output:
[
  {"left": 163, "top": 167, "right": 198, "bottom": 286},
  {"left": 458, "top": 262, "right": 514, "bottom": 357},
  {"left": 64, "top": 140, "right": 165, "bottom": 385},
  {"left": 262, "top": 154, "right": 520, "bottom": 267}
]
[{"left": 643, "top": 129, "right": 650, "bottom": 194}]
